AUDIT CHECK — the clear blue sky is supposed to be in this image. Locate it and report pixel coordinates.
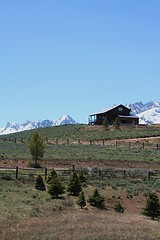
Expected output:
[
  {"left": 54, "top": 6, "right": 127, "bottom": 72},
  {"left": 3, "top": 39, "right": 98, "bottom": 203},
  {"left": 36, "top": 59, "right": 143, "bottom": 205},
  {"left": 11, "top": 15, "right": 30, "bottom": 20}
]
[{"left": 0, "top": 0, "right": 160, "bottom": 127}]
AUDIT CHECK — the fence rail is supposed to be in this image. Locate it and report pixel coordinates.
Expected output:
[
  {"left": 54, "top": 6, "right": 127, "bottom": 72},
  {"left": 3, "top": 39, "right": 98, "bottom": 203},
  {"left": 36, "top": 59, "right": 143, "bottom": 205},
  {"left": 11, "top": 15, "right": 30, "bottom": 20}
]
[
  {"left": 0, "top": 166, "right": 160, "bottom": 181},
  {"left": 1, "top": 137, "right": 160, "bottom": 148}
]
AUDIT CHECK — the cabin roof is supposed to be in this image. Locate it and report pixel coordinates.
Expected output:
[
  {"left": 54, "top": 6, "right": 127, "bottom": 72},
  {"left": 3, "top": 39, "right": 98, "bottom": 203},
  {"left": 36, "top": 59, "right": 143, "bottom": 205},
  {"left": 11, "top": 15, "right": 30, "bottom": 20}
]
[{"left": 89, "top": 104, "right": 131, "bottom": 116}]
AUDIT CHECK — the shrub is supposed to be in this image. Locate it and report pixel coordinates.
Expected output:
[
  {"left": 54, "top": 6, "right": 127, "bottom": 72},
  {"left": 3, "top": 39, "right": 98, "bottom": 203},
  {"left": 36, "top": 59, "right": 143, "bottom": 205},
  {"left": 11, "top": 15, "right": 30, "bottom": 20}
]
[
  {"left": 28, "top": 162, "right": 42, "bottom": 168},
  {"left": 1, "top": 173, "right": 12, "bottom": 181},
  {"left": 47, "top": 168, "right": 58, "bottom": 184},
  {"left": 67, "top": 173, "right": 82, "bottom": 196},
  {"left": 114, "top": 202, "right": 125, "bottom": 213},
  {"left": 88, "top": 188, "right": 105, "bottom": 209},
  {"left": 78, "top": 171, "right": 86, "bottom": 183},
  {"left": 35, "top": 175, "right": 46, "bottom": 191},
  {"left": 142, "top": 192, "right": 160, "bottom": 220},
  {"left": 48, "top": 177, "right": 65, "bottom": 198},
  {"left": 77, "top": 191, "right": 86, "bottom": 209}
]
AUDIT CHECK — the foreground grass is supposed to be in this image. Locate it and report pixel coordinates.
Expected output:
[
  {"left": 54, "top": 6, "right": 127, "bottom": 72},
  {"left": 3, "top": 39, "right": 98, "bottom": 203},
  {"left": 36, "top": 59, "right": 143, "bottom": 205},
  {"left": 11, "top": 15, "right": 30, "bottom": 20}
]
[
  {"left": 0, "top": 178, "right": 160, "bottom": 240},
  {"left": 1, "top": 211, "right": 160, "bottom": 240}
]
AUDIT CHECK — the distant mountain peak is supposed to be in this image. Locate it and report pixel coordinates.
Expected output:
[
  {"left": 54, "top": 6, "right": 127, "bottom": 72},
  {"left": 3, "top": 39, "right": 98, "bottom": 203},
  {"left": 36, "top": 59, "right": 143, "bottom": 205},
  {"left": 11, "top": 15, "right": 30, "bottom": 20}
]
[
  {"left": 53, "top": 115, "right": 76, "bottom": 126},
  {"left": 128, "top": 100, "right": 160, "bottom": 124},
  {"left": 0, "top": 115, "right": 76, "bottom": 135}
]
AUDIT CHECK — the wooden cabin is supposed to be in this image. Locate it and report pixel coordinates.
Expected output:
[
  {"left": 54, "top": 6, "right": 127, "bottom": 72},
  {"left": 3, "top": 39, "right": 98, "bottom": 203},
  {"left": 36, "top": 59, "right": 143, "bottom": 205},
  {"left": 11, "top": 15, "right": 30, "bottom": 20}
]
[{"left": 89, "top": 104, "right": 139, "bottom": 125}]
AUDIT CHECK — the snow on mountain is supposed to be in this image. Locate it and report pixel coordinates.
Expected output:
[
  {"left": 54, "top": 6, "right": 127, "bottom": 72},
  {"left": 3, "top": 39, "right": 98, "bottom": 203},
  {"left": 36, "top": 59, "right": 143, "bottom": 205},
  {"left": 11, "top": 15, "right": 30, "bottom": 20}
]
[
  {"left": 1, "top": 122, "right": 20, "bottom": 135},
  {"left": 137, "top": 108, "right": 160, "bottom": 124},
  {"left": 1, "top": 100, "right": 160, "bottom": 135},
  {"left": 0, "top": 115, "right": 76, "bottom": 135},
  {"left": 53, "top": 115, "right": 76, "bottom": 126},
  {"left": 128, "top": 100, "right": 160, "bottom": 124},
  {"left": 128, "top": 101, "right": 160, "bottom": 115}
]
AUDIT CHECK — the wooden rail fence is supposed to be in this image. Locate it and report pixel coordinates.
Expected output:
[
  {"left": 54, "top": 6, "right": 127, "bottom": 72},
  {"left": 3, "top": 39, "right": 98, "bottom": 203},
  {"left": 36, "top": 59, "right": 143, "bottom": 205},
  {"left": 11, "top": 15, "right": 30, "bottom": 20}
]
[
  {"left": 0, "top": 166, "right": 160, "bottom": 181},
  {"left": 1, "top": 137, "right": 160, "bottom": 150}
]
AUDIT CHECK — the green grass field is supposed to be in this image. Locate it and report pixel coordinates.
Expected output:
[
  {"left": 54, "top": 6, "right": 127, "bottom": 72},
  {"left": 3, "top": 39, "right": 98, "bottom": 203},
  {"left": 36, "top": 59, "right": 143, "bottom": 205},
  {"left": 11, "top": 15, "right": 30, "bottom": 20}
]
[
  {"left": 1, "top": 124, "right": 160, "bottom": 142},
  {"left": 0, "top": 124, "right": 160, "bottom": 163}
]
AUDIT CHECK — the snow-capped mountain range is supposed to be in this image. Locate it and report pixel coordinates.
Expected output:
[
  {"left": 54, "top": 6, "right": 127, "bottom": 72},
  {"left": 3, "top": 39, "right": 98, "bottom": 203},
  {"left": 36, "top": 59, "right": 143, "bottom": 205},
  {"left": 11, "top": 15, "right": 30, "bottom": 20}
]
[
  {"left": 0, "top": 115, "right": 76, "bottom": 135},
  {"left": 128, "top": 100, "right": 160, "bottom": 124},
  {"left": 1, "top": 100, "right": 160, "bottom": 135}
]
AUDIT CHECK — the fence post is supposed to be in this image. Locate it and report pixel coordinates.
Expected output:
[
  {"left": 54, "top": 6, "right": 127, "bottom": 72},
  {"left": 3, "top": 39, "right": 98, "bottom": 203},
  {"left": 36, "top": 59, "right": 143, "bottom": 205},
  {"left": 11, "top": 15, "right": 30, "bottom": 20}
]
[
  {"left": 115, "top": 141, "right": 118, "bottom": 147},
  {"left": 148, "top": 170, "right": 151, "bottom": 180},
  {"left": 66, "top": 139, "right": 69, "bottom": 145},
  {"left": 72, "top": 165, "right": 75, "bottom": 173},
  {"left": 142, "top": 142, "right": 144, "bottom": 149},
  {"left": 102, "top": 139, "right": 105, "bottom": 146},
  {"left": 55, "top": 138, "right": 58, "bottom": 145},
  {"left": 90, "top": 140, "right": 92, "bottom": 145},
  {"left": 16, "top": 167, "right": 18, "bottom": 179},
  {"left": 45, "top": 168, "right": 48, "bottom": 180},
  {"left": 123, "top": 169, "right": 126, "bottom": 179},
  {"left": 78, "top": 139, "right": 80, "bottom": 144}
]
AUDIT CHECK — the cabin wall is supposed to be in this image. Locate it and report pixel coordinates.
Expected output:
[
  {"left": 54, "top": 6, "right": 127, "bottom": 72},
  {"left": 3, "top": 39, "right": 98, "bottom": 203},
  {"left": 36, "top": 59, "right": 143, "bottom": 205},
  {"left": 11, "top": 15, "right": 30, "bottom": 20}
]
[
  {"left": 89, "top": 105, "right": 139, "bottom": 125},
  {"left": 96, "top": 105, "right": 131, "bottom": 125}
]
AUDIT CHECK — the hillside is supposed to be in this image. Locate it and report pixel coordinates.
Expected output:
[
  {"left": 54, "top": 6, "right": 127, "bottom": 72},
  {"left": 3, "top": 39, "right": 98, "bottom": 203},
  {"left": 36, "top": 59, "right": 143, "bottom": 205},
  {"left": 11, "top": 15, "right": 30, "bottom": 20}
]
[{"left": 0, "top": 124, "right": 160, "bottom": 169}]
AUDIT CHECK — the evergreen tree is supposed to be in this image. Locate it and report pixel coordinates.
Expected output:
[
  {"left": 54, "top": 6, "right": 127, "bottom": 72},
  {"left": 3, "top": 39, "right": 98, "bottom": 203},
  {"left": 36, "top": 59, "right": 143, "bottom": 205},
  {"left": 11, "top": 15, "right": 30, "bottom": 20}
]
[
  {"left": 78, "top": 171, "right": 86, "bottom": 183},
  {"left": 103, "top": 117, "right": 109, "bottom": 130},
  {"left": 47, "top": 168, "right": 58, "bottom": 184},
  {"left": 114, "top": 202, "right": 125, "bottom": 213},
  {"left": 88, "top": 188, "right": 105, "bottom": 209},
  {"left": 114, "top": 117, "right": 121, "bottom": 130},
  {"left": 48, "top": 178, "right": 65, "bottom": 198},
  {"left": 35, "top": 175, "right": 46, "bottom": 191},
  {"left": 29, "top": 131, "right": 45, "bottom": 167},
  {"left": 142, "top": 192, "right": 160, "bottom": 220},
  {"left": 77, "top": 191, "right": 86, "bottom": 209},
  {"left": 67, "top": 172, "right": 82, "bottom": 196}
]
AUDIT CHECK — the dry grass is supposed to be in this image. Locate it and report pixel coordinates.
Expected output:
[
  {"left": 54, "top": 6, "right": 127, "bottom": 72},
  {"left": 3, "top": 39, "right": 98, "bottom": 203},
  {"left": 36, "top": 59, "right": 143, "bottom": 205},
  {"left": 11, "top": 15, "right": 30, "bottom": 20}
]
[
  {"left": 1, "top": 169, "right": 160, "bottom": 240},
  {"left": 1, "top": 210, "right": 160, "bottom": 240},
  {"left": 0, "top": 181, "right": 160, "bottom": 240}
]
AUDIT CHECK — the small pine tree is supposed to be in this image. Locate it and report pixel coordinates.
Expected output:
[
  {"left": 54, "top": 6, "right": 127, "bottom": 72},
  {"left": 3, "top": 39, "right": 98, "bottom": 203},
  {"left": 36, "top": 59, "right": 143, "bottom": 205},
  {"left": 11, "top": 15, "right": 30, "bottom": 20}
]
[
  {"left": 103, "top": 117, "right": 109, "bottom": 130},
  {"left": 88, "top": 188, "right": 105, "bottom": 209},
  {"left": 77, "top": 191, "right": 86, "bottom": 209},
  {"left": 67, "top": 173, "right": 82, "bottom": 196},
  {"left": 48, "top": 178, "right": 65, "bottom": 198},
  {"left": 78, "top": 171, "right": 86, "bottom": 183},
  {"left": 142, "top": 192, "right": 160, "bottom": 220},
  {"left": 47, "top": 168, "right": 58, "bottom": 184},
  {"left": 114, "top": 117, "right": 121, "bottom": 130},
  {"left": 114, "top": 202, "right": 125, "bottom": 213},
  {"left": 29, "top": 131, "right": 45, "bottom": 167},
  {"left": 35, "top": 175, "right": 46, "bottom": 191}
]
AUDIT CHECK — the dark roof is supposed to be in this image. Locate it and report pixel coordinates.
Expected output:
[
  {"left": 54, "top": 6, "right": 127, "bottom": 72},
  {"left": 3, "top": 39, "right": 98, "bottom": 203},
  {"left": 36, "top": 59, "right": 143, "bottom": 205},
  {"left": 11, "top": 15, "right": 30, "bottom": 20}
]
[{"left": 89, "top": 104, "right": 131, "bottom": 116}]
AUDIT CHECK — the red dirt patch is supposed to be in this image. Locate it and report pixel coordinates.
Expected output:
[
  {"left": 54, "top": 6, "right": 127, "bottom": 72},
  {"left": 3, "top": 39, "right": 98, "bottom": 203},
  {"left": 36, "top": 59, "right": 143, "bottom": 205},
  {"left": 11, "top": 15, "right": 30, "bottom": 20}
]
[{"left": 1, "top": 158, "right": 160, "bottom": 170}]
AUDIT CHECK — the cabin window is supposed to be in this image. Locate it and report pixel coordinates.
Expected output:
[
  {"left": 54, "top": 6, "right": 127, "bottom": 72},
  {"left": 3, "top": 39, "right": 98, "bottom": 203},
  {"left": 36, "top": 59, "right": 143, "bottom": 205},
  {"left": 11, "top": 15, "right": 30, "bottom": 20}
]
[{"left": 119, "top": 107, "right": 123, "bottom": 111}]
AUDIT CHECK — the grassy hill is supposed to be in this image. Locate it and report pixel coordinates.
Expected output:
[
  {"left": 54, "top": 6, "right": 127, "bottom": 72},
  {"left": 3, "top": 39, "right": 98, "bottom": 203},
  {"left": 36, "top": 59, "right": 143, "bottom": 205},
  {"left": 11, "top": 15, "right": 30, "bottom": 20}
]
[
  {"left": 1, "top": 124, "right": 160, "bottom": 240},
  {"left": 0, "top": 124, "right": 160, "bottom": 164},
  {"left": 1, "top": 123, "right": 160, "bottom": 142}
]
